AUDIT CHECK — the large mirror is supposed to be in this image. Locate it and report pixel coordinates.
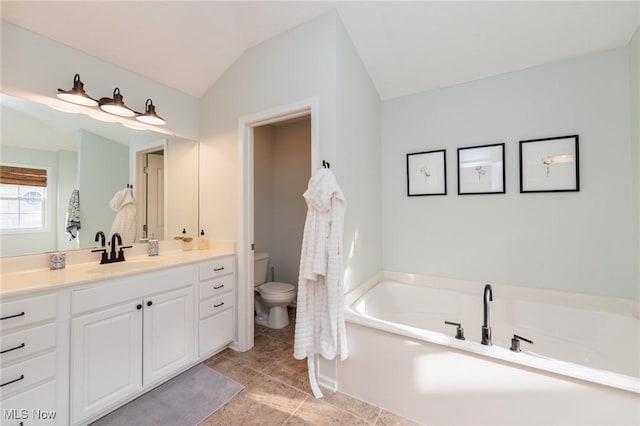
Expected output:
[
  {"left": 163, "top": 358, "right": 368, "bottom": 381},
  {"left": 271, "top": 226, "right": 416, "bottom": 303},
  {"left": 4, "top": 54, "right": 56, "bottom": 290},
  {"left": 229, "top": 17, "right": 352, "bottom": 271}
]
[{"left": 0, "top": 93, "right": 199, "bottom": 257}]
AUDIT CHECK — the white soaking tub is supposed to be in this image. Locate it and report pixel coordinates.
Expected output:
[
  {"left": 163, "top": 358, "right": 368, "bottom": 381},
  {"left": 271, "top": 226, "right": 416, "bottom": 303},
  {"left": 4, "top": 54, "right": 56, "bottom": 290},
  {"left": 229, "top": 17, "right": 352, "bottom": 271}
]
[{"left": 337, "top": 272, "right": 640, "bottom": 425}]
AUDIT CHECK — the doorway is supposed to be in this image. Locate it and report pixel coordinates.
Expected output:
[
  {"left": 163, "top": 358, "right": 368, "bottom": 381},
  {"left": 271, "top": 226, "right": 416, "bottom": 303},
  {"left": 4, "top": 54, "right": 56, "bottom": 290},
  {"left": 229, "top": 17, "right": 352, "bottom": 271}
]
[
  {"left": 237, "top": 98, "right": 319, "bottom": 352},
  {"left": 253, "top": 115, "right": 311, "bottom": 299},
  {"left": 144, "top": 150, "right": 165, "bottom": 240},
  {"left": 135, "top": 146, "right": 166, "bottom": 241}
]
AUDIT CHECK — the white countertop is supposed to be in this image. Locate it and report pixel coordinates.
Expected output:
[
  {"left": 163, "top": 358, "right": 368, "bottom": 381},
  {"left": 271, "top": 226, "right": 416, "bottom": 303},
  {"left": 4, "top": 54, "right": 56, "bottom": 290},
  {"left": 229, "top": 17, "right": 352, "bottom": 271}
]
[{"left": 0, "top": 247, "right": 234, "bottom": 299}]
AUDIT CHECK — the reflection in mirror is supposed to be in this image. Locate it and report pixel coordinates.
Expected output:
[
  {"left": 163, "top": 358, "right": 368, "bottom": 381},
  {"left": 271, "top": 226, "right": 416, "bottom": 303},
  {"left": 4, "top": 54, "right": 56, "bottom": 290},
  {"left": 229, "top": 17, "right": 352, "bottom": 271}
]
[{"left": 0, "top": 94, "right": 199, "bottom": 257}]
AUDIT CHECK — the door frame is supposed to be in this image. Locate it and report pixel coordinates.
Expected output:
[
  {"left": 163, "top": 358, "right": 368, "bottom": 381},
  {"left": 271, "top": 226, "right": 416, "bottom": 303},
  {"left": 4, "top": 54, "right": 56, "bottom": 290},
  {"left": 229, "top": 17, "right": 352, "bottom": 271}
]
[
  {"left": 236, "top": 98, "right": 319, "bottom": 352},
  {"left": 131, "top": 140, "right": 167, "bottom": 241}
]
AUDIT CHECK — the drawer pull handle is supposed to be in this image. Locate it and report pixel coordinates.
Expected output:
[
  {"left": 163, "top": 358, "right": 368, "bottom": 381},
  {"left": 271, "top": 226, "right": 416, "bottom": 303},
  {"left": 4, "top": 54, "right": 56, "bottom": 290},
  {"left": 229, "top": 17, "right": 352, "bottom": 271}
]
[
  {"left": 214, "top": 302, "right": 225, "bottom": 308},
  {"left": 0, "top": 311, "right": 25, "bottom": 321},
  {"left": 147, "top": 301, "right": 153, "bottom": 307},
  {"left": 0, "top": 343, "right": 25, "bottom": 354},
  {"left": 1, "top": 374, "right": 24, "bottom": 387},
  {"left": 214, "top": 267, "right": 225, "bottom": 272},
  {"left": 213, "top": 284, "right": 224, "bottom": 290}
]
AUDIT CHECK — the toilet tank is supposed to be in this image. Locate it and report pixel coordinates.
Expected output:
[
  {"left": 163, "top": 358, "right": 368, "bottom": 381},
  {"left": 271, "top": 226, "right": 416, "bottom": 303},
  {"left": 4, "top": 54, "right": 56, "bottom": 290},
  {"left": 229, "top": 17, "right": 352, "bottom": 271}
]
[{"left": 254, "top": 252, "right": 269, "bottom": 287}]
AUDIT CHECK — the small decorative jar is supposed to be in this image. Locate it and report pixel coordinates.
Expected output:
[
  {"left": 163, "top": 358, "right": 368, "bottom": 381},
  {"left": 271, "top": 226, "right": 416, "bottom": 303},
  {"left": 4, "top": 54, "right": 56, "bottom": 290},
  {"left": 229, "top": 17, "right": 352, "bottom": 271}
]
[
  {"left": 148, "top": 240, "right": 159, "bottom": 256},
  {"left": 49, "top": 253, "right": 66, "bottom": 270}
]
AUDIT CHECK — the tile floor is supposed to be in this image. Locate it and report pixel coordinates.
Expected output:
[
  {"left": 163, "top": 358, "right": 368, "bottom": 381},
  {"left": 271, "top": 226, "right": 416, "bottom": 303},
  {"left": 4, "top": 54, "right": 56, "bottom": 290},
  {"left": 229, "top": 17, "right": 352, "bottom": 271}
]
[{"left": 200, "top": 308, "right": 419, "bottom": 425}]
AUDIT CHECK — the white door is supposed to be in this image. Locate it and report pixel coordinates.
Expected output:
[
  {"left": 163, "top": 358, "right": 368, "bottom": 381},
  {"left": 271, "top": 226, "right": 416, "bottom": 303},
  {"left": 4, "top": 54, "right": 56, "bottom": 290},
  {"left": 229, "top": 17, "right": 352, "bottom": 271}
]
[
  {"left": 71, "top": 302, "right": 143, "bottom": 423},
  {"left": 146, "top": 153, "right": 165, "bottom": 239},
  {"left": 142, "top": 287, "right": 194, "bottom": 385}
]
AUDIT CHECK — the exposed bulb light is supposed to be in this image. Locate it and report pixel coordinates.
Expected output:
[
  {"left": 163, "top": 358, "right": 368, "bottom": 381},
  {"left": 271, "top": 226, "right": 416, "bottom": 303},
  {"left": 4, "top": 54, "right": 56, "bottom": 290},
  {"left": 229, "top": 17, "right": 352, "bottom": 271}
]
[
  {"left": 99, "top": 88, "right": 135, "bottom": 117},
  {"left": 57, "top": 74, "right": 98, "bottom": 107},
  {"left": 136, "top": 99, "right": 165, "bottom": 125}
]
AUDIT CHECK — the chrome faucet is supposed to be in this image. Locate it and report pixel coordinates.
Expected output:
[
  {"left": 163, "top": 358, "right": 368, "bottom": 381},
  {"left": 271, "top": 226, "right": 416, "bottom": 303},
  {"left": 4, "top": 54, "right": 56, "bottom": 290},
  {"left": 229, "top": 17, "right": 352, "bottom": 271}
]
[{"left": 481, "top": 284, "right": 493, "bottom": 346}]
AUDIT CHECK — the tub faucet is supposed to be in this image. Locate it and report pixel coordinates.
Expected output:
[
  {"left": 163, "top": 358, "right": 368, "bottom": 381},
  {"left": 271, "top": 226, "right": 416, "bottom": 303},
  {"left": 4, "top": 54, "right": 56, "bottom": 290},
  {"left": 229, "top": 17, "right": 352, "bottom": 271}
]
[{"left": 482, "top": 284, "right": 493, "bottom": 346}]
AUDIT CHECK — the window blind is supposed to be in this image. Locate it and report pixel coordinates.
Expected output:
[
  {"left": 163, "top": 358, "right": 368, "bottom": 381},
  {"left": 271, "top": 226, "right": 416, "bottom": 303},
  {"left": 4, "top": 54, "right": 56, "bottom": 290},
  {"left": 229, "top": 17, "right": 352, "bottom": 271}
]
[{"left": 0, "top": 166, "right": 48, "bottom": 187}]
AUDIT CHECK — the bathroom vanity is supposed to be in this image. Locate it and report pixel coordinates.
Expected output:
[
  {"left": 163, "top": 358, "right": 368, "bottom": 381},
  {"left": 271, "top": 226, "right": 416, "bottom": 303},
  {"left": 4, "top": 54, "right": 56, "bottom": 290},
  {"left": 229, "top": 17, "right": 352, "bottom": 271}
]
[{"left": 0, "top": 246, "right": 235, "bottom": 425}]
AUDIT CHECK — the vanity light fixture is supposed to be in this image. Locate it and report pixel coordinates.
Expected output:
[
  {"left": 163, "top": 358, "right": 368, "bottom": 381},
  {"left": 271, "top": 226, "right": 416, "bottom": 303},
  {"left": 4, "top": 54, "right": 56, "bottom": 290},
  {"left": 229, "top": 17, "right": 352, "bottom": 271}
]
[
  {"left": 98, "top": 88, "right": 136, "bottom": 117},
  {"left": 56, "top": 75, "right": 167, "bottom": 125},
  {"left": 135, "top": 99, "right": 166, "bottom": 125},
  {"left": 57, "top": 74, "right": 98, "bottom": 107}
]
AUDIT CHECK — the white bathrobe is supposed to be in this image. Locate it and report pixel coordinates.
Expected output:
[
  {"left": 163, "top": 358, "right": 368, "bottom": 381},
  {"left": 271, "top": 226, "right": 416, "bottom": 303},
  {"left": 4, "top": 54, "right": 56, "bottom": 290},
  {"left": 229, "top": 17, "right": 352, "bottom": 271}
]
[
  {"left": 294, "top": 168, "right": 348, "bottom": 398},
  {"left": 109, "top": 188, "right": 136, "bottom": 244}
]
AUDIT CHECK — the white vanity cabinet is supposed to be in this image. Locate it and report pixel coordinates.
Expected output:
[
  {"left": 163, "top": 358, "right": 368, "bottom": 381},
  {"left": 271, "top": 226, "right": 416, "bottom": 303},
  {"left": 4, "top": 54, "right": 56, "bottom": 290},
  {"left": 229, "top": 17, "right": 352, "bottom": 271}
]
[
  {"left": 1, "top": 252, "right": 236, "bottom": 426},
  {"left": 198, "top": 256, "right": 235, "bottom": 357},
  {"left": 70, "top": 266, "right": 194, "bottom": 424},
  {"left": 0, "top": 293, "right": 64, "bottom": 426}
]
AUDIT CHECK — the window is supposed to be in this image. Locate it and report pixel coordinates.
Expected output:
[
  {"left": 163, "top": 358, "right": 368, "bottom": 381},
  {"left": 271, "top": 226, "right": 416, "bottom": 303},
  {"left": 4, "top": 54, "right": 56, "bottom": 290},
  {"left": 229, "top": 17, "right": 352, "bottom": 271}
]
[{"left": 0, "top": 166, "right": 48, "bottom": 231}]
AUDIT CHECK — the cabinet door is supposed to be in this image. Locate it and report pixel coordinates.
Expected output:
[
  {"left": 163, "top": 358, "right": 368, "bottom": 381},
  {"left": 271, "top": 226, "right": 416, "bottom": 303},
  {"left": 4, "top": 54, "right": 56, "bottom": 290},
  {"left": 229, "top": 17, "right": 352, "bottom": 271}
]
[
  {"left": 71, "top": 302, "right": 142, "bottom": 423},
  {"left": 143, "top": 287, "right": 194, "bottom": 385}
]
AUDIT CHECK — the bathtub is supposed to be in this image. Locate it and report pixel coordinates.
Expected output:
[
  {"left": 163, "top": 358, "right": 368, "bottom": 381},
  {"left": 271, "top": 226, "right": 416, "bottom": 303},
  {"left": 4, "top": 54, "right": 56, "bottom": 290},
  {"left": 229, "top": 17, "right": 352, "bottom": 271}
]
[{"left": 337, "top": 272, "right": 640, "bottom": 425}]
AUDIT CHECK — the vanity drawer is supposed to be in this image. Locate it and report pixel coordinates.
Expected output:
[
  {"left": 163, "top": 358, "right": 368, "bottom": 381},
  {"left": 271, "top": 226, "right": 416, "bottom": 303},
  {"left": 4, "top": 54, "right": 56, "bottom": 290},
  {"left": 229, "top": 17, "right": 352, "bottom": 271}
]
[
  {"left": 199, "top": 274, "right": 234, "bottom": 301},
  {"left": 0, "top": 352, "right": 56, "bottom": 398},
  {"left": 199, "top": 308, "right": 233, "bottom": 357},
  {"left": 199, "top": 292, "right": 234, "bottom": 319},
  {"left": 0, "top": 294, "right": 56, "bottom": 332},
  {"left": 199, "top": 257, "right": 235, "bottom": 281},
  {"left": 1, "top": 323, "right": 56, "bottom": 366}
]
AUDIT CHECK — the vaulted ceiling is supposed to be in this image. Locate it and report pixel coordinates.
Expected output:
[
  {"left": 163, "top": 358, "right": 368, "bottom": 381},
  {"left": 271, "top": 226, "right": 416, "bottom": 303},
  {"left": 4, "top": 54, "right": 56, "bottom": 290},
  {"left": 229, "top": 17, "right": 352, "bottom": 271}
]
[{"left": 2, "top": 1, "right": 638, "bottom": 100}]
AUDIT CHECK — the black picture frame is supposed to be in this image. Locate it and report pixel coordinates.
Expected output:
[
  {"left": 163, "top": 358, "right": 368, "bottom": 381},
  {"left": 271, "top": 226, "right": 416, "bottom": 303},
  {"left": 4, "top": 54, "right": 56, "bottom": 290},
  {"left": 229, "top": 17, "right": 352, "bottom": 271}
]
[
  {"left": 406, "top": 149, "right": 447, "bottom": 196},
  {"left": 457, "top": 143, "right": 505, "bottom": 195},
  {"left": 519, "top": 135, "right": 579, "bottom": 193}
]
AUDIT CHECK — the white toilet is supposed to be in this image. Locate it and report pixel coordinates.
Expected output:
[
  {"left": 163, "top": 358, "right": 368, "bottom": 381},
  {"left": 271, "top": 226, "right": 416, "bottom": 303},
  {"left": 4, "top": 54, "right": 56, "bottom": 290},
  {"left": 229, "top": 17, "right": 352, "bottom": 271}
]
[{"left": 254, "top": 252, "right": 296, "bottom": 329}]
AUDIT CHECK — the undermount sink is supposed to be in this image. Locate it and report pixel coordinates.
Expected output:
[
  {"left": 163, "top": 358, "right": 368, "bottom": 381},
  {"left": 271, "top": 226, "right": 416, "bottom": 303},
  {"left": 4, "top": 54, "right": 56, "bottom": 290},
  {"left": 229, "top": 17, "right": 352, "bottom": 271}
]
[{"left": 83, "top": 258, "right": 160, "bottom": 275}]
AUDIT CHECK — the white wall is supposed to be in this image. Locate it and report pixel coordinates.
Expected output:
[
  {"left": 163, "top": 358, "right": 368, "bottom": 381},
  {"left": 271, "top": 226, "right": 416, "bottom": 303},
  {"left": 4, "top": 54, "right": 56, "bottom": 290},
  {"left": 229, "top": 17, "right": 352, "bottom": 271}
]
[
  {"left": 0, "top": 146, "right": 58, "bottom": 256},
  {"left": 381, "top": 48, "right": 635, "bottom": 300},
  {"left": 199, "top": 12, "right": 337, "bottom": 242},
  {"left": 78, "top": 130, "right": 128, "bottom": 243},
  {"left": 254, "top": 119, "right": 311, "bottom": 288},
  {"left": 629, "top": 27, "right": 640, "bottom": 299},
  {"left": 335, "top": 17, "right": 382, "bottom": 293},
  {"left": 1, "top": 21, "right": 199, "bottom": 140}
]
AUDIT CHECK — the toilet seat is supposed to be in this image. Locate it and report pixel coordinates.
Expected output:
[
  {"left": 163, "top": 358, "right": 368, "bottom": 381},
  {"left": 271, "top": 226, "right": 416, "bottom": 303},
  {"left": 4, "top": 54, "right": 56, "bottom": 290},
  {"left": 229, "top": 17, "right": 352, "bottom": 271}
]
[{"left": 258, "top": 281, "right": 295, "bottom": 295}]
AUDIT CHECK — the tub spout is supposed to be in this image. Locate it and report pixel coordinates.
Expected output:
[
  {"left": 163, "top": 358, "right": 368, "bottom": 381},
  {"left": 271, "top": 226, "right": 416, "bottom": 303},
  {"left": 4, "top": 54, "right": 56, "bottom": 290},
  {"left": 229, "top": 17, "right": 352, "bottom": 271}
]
[{"left": 482, "top": 284, "right": 493, "bottom": 346}]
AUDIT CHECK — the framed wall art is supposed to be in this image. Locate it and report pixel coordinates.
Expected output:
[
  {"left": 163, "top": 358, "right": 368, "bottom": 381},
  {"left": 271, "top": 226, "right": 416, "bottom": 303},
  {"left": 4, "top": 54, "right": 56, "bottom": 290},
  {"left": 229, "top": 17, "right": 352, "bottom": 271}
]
[
  {"left": 457, "top": 143, "right": 505, "bottom": 195},
  {"left": 519, "top": 135, "right": 579, "bottom": 193},
  {"left": 406, "top": 149, "right": 447, "bottom": 196}
]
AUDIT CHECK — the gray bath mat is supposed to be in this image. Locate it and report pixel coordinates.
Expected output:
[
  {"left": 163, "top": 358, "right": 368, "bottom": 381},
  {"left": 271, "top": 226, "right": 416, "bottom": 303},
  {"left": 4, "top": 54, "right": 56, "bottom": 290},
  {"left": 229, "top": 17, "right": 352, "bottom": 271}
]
[{"left": 91, "top": 363, "right": 244, "bottom": 426}]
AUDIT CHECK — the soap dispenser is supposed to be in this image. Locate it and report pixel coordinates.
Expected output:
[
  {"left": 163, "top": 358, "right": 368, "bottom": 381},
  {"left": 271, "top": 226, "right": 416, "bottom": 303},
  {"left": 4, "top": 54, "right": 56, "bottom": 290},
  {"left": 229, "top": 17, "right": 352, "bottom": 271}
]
[
  {"left": 198, "top": 229, "right": 208, "bottom": 250},
  {"left": 181, "top": 228, "right": 193, "bottom": 250}
]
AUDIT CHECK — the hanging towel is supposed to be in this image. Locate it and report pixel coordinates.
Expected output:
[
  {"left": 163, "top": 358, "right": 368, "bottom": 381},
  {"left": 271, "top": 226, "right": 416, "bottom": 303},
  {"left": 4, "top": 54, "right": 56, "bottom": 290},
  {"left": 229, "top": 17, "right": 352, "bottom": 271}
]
[
  {"left": 66, "top": 189, "right": 81, "bottom": 240},
  {"left": 293, "top": 167, "right": 348, "bottom": 398},
  {"left": 109, "top": 188, "right": 136, "bottom": 244}
]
